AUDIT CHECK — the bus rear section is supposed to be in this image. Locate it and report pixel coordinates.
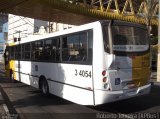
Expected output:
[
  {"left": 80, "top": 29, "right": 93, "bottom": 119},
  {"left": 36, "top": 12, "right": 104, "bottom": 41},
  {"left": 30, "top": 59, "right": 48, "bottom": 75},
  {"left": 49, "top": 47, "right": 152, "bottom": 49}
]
[{"left": 93, "top": 21, "right": 151, "bottom": 105}]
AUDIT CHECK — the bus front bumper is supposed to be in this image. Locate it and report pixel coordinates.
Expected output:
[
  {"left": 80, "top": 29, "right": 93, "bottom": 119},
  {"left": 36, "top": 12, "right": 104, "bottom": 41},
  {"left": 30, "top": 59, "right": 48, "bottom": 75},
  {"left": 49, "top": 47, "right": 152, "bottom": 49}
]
[{"left": 94, "top": 83, "right": 151, "bottom": 105}]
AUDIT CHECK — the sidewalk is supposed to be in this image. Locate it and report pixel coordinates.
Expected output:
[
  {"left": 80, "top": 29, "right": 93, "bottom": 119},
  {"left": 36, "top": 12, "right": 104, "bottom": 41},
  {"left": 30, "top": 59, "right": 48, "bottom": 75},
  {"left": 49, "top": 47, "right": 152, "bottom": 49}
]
[
  {"left": 0, "top": 78, "right": 19, "bottom": 119},
  {"left": 0, "top": 92, "right": 6, "bottom": 114},
  {"left": 0, "top": 63, "right": 5, "bottom": 78},
  {"left": 0, "top": 64, "right": 19, "bottom": 118},
  {"left": 0, "top": 84, "right": 11, "bottom": 119}
]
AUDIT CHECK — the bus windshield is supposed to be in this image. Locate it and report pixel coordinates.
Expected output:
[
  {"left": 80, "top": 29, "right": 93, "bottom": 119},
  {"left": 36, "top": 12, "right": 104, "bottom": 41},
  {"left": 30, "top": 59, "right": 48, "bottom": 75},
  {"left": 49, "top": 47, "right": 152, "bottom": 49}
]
[{"left": 111, "top": 25, "right": 149, "bottom": 52}]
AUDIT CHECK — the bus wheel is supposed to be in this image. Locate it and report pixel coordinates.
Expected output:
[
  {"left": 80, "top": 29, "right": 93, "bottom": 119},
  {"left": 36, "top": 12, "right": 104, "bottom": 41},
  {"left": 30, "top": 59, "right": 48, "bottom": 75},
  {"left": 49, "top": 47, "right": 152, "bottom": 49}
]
[{"left": 40, "top": 79, "right": 49, "bottom": 96}]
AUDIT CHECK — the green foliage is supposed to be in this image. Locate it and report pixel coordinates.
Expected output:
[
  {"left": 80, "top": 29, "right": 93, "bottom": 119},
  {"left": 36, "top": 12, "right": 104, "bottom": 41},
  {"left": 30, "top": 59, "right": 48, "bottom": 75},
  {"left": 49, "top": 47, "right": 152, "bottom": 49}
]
[
  {"left": 150, "top": 36, "right": 158, "bottom": 45},
  {"left": 151, "top": 45, "right": 158, "bottom": 61},
  {"left": 143, "top": 0, "right": 158, "bottom": 34},
  {"left": 150, "top": 35, "right": 158, "bottom": 61}
]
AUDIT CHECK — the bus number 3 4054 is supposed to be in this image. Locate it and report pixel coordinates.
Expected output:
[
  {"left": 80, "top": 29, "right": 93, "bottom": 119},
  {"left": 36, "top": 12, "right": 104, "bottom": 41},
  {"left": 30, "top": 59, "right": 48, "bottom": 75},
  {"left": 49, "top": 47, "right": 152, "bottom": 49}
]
[{"left": 75, "top": 69, "right": 92, "bottom": 78}]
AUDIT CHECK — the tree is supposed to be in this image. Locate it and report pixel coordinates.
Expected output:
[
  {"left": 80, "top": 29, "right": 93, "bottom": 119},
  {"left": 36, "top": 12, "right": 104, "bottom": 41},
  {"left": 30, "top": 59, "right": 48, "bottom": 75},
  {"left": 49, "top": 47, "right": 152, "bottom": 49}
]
[
  {"left": 143, "top": 0, "right": 158, "bottom": 34},
  {"left": 151, "top": 36, "right": 158, "bottom": 45},
  {"left": 157, "top": 0, "right": 160, "bottom": 81}
]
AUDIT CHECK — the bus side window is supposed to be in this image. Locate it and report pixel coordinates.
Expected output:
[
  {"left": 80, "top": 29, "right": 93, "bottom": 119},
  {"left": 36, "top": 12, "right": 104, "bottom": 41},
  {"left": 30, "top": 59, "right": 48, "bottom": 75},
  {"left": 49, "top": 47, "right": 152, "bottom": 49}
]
[
  {"left": 44, "top": 38, "right": 57, "bottom": 62},
  {"left": 62, "top": 37, "right": 69, "bottom": 61},
  {"left": 62, "top": 34, "right": 79, "bottom": 61},
  {"left": 114, "top": 34, "right": 127, "bottom": 45},
  {"left": 44, "top": 38, "right": 60, "bottom": 62},
  {"left": 24, "top": 43, "right": 31, "bottom": 60},
  {"left": 14, "top": 45, "right": 19, "bottom": 60},
  {"left": 44, "top": 39, "right": 52, "bottom": 61},
  {"left": 51, "top": 39, "right": 57, "bottom": 61},
  {"left": 103, "top": 26, "right": 109, "bottom": 53},
  {"left": 31, "top": 42, "right": 35, "bottom": 60},
  {"left": 21, "top": 44, "right": 25, "bottom": 59},
  {"left": 10, "top": 46, "right": 15, "bottom": 59},
  {"left": 78, "top": 32, "right": 87, "bottom": 61},
  {"left": 35, "top": 41, "right": 43, "bottom": 60},
  {"left": 16, "top": 45, "right": 22, "bottom": 60},
  {"left": 62, "top": 32, "right": 88, "bottom": 62},
  {"left": 88, "top": 30, "right": 93, "bottom": 63},
  {"left": 30, "top": 41, "right": 43, "bottom": 61},
  {"left": 55, "top": 38, "right": 60, "bottom": 62}
]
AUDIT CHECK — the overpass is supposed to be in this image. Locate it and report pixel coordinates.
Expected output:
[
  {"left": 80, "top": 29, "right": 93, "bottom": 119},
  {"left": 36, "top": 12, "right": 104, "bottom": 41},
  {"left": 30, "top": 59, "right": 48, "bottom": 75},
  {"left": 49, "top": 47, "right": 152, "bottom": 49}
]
[{"left": 0, "top": 0, "right": 159, "bottom": 25}]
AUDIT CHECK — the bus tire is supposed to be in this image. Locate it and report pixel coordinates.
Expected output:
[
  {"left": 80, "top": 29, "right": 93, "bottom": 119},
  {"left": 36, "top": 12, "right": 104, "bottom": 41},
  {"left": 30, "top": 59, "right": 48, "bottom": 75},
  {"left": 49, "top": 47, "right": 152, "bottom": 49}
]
[{"left": 40, "top": 78, "right": 49, "bottom": 96}]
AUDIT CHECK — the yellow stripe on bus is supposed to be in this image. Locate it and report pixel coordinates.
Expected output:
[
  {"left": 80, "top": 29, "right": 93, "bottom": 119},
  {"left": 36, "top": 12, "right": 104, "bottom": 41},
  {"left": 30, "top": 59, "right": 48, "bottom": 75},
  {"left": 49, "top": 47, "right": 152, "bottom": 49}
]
[
  {"left": 9, "top": 60, "right": 16, "bottom": 80},
  {"left": 5, "top": 43, "right": 16, "bottom": 79},
  {"left": 132, "top": 53, "right": 150, "bottom": 87}
]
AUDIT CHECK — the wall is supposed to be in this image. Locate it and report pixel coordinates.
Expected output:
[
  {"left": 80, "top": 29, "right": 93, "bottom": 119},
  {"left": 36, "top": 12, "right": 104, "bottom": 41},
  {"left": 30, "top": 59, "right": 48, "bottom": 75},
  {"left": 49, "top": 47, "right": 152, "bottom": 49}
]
[
  {"left": 0, "top": 14, "right": 8, "bottom": 62},
  {"left": 8, "top": 14, "right": 34, "bottom": 41}
]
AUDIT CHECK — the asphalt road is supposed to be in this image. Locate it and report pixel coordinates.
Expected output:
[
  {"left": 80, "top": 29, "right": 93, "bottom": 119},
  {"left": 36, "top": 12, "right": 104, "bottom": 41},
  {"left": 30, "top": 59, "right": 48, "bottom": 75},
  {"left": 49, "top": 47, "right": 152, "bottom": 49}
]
[
  {"left": 0, "top": 63, "right": 5, "bottom": 77},
  {"left": 0, "top": 63, "right": 160, "bottom": 119},
  {"left": 0, "top": 79, "right": 160, "bottom": 119}
]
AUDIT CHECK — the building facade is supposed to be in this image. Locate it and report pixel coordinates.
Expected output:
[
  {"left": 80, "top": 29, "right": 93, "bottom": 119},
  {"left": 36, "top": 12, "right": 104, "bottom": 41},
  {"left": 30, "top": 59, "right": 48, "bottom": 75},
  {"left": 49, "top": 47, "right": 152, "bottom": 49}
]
[
  {"left": 0, "top": 13, "right": 8, "bottom": 62},
  {"left": 8, "top": 14, "right": 76, "bottom": 41}
]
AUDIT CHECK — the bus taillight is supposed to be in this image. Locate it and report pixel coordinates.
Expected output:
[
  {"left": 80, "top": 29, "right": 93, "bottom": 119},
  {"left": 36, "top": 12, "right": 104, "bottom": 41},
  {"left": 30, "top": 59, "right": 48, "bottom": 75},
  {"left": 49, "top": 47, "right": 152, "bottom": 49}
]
[
  {"left": 103, "top": 77, "right": 107, "bottom": 82},
  {"left": 104, "top": 83, "right": 110, "bottom": 90},
  {"left": 102, "top": 70, "right": 106, "bottom": 76}
]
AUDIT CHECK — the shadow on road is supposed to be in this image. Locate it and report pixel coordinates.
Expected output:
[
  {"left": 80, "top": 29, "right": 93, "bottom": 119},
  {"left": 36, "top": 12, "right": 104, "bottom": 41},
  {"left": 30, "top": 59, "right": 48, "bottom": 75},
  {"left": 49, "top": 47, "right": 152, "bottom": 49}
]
[
  {"left": 12, "top": 93, "right": 73, "bottom": 108},
  {"left": 1, "top": 78, "right": 160, "bottom": 114},
  {"left": 0, "top": 79, "right": 73, "bottom": 109}
]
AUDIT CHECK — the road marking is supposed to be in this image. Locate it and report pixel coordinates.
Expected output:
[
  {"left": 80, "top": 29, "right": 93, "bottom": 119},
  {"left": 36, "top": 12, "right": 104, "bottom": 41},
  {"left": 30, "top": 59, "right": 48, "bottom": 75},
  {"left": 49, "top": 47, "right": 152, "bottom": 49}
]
[{"left": 3, "top": 104, "right": 9, "bottom": 113}]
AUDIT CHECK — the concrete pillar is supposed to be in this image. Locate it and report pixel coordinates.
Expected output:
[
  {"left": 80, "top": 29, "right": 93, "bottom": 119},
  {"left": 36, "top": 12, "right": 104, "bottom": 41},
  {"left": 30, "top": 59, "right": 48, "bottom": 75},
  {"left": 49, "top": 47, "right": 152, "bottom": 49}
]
[{"left": 157, "top": 0, "right": 160, "bottom": 81}]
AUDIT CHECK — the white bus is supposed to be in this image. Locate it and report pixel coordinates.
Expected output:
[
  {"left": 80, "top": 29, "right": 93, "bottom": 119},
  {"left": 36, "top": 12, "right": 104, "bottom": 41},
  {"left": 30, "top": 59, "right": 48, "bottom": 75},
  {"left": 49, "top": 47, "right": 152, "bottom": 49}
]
[{"left": 4, "top": 20, "right": 151, "bottom": 105}]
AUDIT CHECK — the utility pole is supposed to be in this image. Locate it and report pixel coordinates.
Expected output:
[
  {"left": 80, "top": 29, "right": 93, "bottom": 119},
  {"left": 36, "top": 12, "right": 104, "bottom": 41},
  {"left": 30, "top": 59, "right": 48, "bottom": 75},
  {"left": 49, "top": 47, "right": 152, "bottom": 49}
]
[{"left": 157, "top": 0, "right": 160, "bottom": 81}]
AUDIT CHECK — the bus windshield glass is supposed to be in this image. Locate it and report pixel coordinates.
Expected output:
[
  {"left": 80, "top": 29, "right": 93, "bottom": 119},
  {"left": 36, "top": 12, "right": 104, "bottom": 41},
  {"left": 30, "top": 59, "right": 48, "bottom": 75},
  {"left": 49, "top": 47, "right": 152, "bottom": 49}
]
[{"left": 111, "top": 25, "right": 149, "bottom": 52}]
